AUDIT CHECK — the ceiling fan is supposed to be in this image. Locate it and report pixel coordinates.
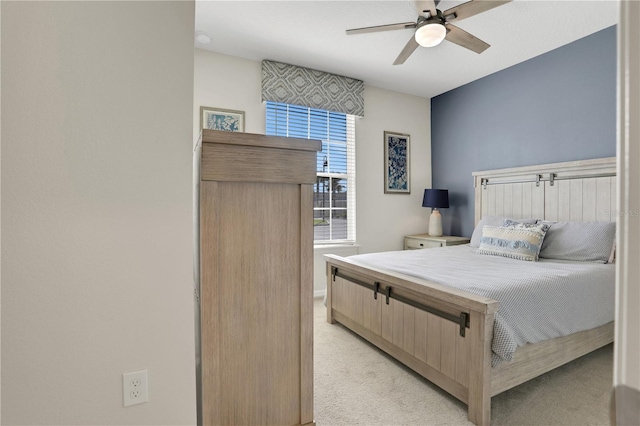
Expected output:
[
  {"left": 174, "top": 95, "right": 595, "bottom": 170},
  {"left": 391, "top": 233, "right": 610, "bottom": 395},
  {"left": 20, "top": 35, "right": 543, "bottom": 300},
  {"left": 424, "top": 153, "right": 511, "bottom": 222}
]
[{"left": 346, "top": 0, "right": 512, "bottom": 65}]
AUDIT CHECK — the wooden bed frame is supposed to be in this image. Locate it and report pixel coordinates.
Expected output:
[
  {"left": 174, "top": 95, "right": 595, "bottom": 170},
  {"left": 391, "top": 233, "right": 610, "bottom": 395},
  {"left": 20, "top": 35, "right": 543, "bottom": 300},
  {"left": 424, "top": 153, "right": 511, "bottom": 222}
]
[{"left": 325, "top": 157, "right": 616, "bottom": 426}]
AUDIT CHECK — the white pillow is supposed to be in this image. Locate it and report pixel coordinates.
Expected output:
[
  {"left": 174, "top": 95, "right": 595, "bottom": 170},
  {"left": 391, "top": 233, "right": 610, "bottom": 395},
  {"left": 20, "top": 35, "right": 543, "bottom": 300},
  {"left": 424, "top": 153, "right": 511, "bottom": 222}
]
[
  {"left": 537, "top": 221, "right": 616, "bottom": 263},
  {"left": 608, "top": 239, "right": 616, "bottom": 264}
]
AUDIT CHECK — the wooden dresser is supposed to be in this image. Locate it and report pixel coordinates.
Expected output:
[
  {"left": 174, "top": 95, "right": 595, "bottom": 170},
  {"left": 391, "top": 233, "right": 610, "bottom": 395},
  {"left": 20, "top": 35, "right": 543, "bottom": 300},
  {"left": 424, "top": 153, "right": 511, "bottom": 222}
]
[{"left": 196, "top": 129, "right": 321, "bottom": 426}]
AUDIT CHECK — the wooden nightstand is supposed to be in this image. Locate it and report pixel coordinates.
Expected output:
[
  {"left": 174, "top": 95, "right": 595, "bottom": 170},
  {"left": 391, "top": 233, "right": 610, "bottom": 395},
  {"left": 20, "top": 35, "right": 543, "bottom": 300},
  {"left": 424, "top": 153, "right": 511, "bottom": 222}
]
[{"left": 404, "top": 234, "right": 470, "bottom": 250}]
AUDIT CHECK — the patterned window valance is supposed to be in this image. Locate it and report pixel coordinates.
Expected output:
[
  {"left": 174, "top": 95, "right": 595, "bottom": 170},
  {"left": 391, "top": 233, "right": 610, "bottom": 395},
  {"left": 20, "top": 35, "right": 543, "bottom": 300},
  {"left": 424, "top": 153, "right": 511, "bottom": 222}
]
[{"left": 261, "top": 60, "right": 364, "bottom": 117}]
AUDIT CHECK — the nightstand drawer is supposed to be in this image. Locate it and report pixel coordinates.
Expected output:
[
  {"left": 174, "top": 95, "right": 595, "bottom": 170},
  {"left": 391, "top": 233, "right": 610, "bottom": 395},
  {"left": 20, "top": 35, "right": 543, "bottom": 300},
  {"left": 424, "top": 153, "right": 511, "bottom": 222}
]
[
  {"left": 404, "top": 237, "right": 443, "bottom": 249},
  {"left": 403, "top": 234, "right": 470, "bottom": 250}
]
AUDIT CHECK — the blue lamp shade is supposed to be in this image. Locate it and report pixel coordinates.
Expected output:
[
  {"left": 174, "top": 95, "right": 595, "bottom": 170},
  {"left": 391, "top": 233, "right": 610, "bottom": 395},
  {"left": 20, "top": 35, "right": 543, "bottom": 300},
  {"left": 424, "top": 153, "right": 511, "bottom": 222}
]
[{"left": 422, "top": 189, "right": 449, "bottom": 209}]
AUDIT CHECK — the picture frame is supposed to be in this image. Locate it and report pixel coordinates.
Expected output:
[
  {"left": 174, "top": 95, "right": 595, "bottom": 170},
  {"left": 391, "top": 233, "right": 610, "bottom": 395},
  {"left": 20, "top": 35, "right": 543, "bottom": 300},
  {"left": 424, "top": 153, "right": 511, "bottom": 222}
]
[
  {"left": 200, "top": 106, "right": 245, "bottom": 132},
  {"left": 383, "top": 131, "right": 411, "bottom": 194}
]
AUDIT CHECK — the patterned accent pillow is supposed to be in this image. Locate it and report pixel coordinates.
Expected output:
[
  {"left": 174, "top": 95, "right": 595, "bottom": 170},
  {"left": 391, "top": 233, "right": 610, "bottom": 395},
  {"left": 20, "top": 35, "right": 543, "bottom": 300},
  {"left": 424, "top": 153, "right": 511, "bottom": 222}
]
[
  {"left": 503, "top": 219, "right": 544, "bottom": 228},
  {"left": 469, "top": 217, "right": 538, "bottom": 248},
  {"left": 476, "top": 222, "right": 550, "bottom": 262}
]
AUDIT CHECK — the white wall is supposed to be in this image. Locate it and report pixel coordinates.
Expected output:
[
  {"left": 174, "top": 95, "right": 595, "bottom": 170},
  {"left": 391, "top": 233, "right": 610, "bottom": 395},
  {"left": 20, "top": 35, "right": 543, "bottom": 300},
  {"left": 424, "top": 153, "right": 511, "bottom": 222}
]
[
  {"left": 1, "top": 2, "right": 197, "bottom": 424},
  {"left": 194, "top": 50, "right": 431, "bottom": 294},
  {"left": 193, "top": 50, "right": 266, "bottom": 141},
  {"left": 355, "top": 86, "right": 432, "bottom": 254}
]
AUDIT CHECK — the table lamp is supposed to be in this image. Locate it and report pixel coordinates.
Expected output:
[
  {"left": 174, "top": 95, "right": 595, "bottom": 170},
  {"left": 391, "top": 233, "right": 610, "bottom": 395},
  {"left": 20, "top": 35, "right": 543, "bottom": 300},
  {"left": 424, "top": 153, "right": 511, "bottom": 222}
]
[{"left": 422, "top": 189, "right": 449, "bottom": 237}]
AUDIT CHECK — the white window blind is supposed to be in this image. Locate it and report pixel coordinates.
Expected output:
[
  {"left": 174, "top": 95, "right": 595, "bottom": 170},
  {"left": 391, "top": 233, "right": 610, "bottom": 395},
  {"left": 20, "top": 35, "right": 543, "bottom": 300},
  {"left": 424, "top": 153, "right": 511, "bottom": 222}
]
[{"left": 266, "top": 101, "right": 356, "bottom": 243}]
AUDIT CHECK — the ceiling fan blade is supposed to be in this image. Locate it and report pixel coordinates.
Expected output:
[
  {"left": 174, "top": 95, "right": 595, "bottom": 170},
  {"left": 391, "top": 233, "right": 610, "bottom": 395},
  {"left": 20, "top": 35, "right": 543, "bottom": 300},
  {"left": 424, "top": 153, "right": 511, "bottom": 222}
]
[
  {"left": 414, "top": 0, "right": 438, "bottom": 18},
  {"left": 443, "top": 0, "right": 511, "bottom": 23},
  {"left": 346, "top": 22, "right": 416, "bottom": 35},
  {"left": 393, "top": 36, "right": 420, "bottom": 65},
  {"left": 445, "top": 24, "right": 490, "bottom": 54}
]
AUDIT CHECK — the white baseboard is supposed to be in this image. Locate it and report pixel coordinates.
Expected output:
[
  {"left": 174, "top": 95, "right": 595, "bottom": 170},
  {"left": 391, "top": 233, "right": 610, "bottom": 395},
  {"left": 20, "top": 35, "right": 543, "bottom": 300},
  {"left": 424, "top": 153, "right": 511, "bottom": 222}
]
[{"left": 314, "top": 289, "right": 326, "bottom": 299}]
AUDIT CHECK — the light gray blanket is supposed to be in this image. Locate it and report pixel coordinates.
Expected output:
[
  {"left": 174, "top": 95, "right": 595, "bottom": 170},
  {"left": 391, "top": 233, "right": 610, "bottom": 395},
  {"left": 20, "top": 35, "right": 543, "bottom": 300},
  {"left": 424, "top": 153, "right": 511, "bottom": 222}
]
[{"left": 347, "top": 245, "right": 615, "bottom": 366}]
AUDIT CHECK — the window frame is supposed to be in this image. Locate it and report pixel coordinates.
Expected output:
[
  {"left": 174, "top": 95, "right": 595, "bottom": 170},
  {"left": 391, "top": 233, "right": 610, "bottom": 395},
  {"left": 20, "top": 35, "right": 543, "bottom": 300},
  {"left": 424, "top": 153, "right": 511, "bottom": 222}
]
[{"left": 265, "top": 101, "right": 356, "bottom": 244}]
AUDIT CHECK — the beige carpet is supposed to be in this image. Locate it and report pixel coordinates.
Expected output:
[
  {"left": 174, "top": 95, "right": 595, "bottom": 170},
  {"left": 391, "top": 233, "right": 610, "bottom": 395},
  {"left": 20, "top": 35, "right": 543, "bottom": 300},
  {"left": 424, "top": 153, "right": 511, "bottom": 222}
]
[{"left": 313, "top": 297, "right": 613, "bottom": 426}]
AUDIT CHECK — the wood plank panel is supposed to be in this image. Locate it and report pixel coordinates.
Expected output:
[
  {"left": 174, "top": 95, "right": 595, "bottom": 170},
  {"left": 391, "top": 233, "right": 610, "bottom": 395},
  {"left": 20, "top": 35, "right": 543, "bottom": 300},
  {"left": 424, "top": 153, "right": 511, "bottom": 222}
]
[
  {"left": 610, "top": 178, "right": 617, "bottom": 221},
  {"left": 340, "top": 278, "right": 350, "bottom": 319},
  {"left": 426, "top": 313, "right": 442, "bottom": 370},
  {"left": 403, "top": 304, "right": 416, "bottom": 355},
  {"left": 352, "top": 283, "right": 364, "bottom": 325},
  {"left": 370, "top": 294, "right": 382, "bottom": 336},
  {"left": 440, "top": 320, "right": 457, "bottom": 379},
  {"left": 332, "top": 277, "right": 341, "bottom": 315},
  {"left": 361, "top": 284, "right": 372, "bottom": 331},
  {"left": 569, "top": 179, "right": 583, "bottom": 221},
  {"left": 414, "top": 310, "right": 428, "bottom": 363},
  {"left": 345, "top": 277, "right": 355, "bottom": 320},
  {"left": 486, "top": 185, "right": 496, "bottom": 216},
  {"left": 532, "top": 182, "right": 545, "bottom": 219},
  {"left": 455, "top": 332, "right": 469, "bottom": 388},
  {"left": 544, "top": 181, "right": 559, "bottom": 221},
  {"left": 596, "top": 177, "right": 613, "bottom": 221},
  {"left": 381, "top": 296, "right": 393, "bottom": 343},
  {"left": 511, "top": 183, "right": 523, "bottom": 219},
  {"left": 338, "top": 277, "right": 347, "bottom": 315},
  {"left": 392, "top": 298, "right": 404, "bottom": 348},
  {"left": 521, "top": 182, "right": 533, "bottom": 218},
  {"left": 475, "top": 179, "right": 483, "bottom": 225},
  {"left": 582, "top": 178, "right": 597, "bottom": 221},
  {"left": 495, "top": 184, "right": 504, "bottom": 217},
  {"left": 558, "top": 181, "right": 572, "bottom": 221},
  {"left": 501, "top": 184, "right": 512, "bottom": 218}
]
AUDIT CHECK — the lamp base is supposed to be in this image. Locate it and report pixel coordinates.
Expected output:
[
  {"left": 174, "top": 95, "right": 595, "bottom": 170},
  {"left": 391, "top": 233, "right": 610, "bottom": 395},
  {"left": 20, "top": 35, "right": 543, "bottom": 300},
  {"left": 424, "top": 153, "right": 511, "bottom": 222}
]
[{"left": 429, "top": 209, "right": 443, "bottom": 237}]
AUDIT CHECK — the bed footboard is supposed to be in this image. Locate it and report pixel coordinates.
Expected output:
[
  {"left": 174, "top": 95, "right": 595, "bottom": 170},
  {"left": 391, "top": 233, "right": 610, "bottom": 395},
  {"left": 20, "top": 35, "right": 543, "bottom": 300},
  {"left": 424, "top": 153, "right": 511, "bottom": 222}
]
[{"left": 325, "top": 255, "right": 498, "bottom": 426}]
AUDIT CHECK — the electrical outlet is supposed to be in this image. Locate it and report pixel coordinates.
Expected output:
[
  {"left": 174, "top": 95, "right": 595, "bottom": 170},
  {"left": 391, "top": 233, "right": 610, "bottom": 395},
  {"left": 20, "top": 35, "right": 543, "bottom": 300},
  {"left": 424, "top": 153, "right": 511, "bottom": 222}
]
[{"left": 123, "top": 370, "right": 149, "bottom": 407}]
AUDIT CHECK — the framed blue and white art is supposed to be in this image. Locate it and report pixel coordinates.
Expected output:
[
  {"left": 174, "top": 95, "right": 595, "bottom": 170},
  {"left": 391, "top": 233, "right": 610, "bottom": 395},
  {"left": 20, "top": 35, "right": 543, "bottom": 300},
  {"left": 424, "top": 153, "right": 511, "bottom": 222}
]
[
  {"left": 200, "top": 106, "right": 245, "bottom": 132},
  {"left": 383, "top": 131, "right": 411, "bottom": 194}
]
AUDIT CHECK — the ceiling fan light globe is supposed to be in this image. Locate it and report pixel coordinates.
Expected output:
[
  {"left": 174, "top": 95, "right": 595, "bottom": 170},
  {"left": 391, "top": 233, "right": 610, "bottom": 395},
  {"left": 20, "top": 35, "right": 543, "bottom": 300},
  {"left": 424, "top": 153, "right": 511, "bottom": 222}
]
[{"left": 415, "top": 23, "right": 446, "bottom": 47}]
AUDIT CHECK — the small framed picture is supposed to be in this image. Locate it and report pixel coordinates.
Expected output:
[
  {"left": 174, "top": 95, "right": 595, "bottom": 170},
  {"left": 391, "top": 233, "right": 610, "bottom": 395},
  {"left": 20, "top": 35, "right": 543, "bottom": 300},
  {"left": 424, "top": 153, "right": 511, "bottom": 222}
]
[
  {"left": 200, "top": 106, "right": 245, "bottom": 132},
  {"left": 384, "top": 131, "right": 410, "bottom": 194}
]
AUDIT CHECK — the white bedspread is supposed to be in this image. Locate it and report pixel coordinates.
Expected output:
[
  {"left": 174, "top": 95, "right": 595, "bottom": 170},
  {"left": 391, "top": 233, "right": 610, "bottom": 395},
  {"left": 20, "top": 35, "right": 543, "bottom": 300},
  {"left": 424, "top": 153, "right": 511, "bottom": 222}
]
[{"left": 346, "top": 245, "right": 615, "bottom": 366}]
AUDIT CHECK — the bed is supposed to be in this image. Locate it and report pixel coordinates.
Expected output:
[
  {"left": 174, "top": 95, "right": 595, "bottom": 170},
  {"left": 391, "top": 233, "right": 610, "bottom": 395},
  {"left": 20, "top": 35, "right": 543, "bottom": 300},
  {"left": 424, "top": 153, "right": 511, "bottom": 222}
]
[{"left": 324, "top": 157, "right": 616, "bottom": 426}]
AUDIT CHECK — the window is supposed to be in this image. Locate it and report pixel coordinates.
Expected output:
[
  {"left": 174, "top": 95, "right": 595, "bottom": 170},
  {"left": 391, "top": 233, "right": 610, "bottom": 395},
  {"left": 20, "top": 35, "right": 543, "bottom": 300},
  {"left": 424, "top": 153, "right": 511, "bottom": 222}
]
[{"left": 266, "top": 101, "right": 356, "bottom": 243}]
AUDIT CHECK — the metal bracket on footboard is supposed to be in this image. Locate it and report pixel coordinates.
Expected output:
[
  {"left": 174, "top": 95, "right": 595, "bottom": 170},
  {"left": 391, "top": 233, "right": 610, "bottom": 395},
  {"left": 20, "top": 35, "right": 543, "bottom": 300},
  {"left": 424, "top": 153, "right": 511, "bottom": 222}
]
[{"left": 331, "top": 266, "right": 471, "bottom": 337}]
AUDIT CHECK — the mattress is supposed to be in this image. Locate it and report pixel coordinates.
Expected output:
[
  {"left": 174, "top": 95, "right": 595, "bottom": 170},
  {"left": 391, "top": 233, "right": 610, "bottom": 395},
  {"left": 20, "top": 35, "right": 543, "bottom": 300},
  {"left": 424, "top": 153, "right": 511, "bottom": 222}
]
[{"left": 346, "top": 245, "right": 615, "bottom": 366}]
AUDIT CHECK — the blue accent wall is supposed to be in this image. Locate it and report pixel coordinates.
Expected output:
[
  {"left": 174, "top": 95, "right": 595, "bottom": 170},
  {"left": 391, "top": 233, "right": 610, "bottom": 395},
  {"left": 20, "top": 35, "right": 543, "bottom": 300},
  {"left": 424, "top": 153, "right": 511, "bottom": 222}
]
[{"left": 431, "top": 26, "right": 617, "bottom": 238}]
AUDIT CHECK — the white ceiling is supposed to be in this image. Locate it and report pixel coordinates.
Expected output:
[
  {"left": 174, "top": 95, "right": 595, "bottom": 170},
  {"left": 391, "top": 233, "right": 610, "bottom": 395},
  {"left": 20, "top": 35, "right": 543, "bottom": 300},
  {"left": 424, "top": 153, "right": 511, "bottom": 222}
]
[{"left": 195, "top": 0, "right": 618, "bottom": 99}]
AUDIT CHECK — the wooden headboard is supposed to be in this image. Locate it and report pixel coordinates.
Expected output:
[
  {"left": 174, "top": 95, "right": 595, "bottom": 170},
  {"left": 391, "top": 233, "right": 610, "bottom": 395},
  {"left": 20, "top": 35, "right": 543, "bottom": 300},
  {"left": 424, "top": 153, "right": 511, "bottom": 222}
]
[{"left": 472, "top": 157, "right": 616, "bottom": 225}]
